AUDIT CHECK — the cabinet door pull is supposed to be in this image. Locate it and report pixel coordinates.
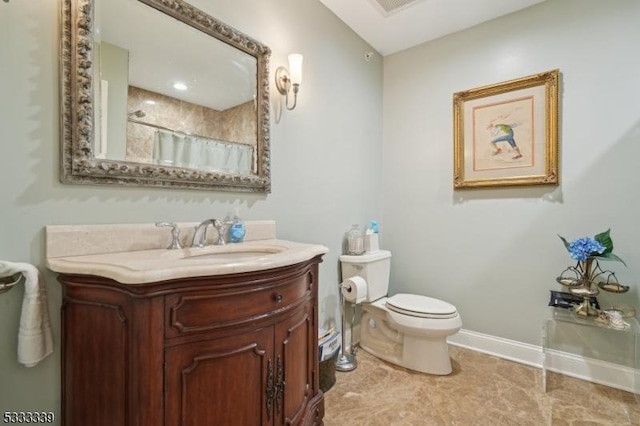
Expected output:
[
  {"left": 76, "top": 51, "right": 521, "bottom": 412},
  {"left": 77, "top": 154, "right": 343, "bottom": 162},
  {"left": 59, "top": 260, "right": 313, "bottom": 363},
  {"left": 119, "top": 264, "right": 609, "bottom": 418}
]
[
  {"left": 266, "top": 358, "right": 274, "bottom": 420},
  {"left": 274, "top": 294, "right": 283, "bottom": 303},
  {"left": 275, "top": 356, "right": 285, "bottom": 414}
]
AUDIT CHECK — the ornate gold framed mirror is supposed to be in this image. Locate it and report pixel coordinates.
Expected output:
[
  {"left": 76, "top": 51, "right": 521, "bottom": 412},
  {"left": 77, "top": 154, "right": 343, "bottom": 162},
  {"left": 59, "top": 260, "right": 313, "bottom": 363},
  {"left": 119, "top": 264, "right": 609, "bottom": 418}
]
[{"left": 60, "top": 0, "right": 271, "bottom": 192}]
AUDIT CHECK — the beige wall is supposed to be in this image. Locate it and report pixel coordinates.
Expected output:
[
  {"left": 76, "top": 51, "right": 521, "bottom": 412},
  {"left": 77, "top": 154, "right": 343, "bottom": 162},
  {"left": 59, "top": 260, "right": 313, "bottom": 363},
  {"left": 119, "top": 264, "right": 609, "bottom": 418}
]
[
  {"left": 382, "top": 0, "right": 640, "bottom": 345},
  {"left": 0, "top": 0, "right": 382, "bottom": 419}
]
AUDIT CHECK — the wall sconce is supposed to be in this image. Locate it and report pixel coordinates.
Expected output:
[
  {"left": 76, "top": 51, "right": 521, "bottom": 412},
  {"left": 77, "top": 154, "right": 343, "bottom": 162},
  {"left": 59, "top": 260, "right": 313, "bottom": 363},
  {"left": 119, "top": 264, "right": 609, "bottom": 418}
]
[{"left": 275, "top": 53, "right": 303, "bottom": 110}]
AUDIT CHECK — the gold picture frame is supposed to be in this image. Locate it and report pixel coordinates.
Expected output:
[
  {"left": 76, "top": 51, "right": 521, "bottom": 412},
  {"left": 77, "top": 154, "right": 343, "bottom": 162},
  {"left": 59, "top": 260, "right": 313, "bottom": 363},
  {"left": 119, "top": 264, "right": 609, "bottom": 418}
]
[{"left": 453, "top": 69, "right": 559, "bottom": 189}]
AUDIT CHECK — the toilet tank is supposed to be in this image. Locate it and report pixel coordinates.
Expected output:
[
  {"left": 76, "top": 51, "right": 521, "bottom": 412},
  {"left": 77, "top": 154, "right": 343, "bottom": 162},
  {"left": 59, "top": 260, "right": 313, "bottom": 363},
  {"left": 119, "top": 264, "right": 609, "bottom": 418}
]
[{"left": 339, "top": 250, "right": 391, "bottom": 302}]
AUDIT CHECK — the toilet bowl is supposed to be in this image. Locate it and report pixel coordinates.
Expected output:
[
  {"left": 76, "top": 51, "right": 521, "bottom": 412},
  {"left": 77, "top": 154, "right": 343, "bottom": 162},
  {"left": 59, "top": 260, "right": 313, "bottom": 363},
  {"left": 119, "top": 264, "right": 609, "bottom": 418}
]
[
  {"left": 340, "top": 250, "right": 461, "bottom": 375},
  {"left": 360, "top": 294, "right": 461, "bottom": 375}
]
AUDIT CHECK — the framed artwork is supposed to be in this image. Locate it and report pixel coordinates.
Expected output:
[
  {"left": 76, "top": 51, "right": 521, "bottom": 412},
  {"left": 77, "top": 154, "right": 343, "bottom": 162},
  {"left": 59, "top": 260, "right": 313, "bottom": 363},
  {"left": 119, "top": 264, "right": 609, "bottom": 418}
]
[{"left": 453, "top": 69, "right": 559, "bottom": 189}]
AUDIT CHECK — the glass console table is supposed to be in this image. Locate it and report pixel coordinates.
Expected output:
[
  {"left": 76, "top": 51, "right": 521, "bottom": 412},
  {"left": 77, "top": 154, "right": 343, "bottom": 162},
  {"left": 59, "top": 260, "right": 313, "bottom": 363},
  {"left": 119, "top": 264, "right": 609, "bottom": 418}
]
[{"left": 542, "top": 307, "right": 640, "bottom": 403}]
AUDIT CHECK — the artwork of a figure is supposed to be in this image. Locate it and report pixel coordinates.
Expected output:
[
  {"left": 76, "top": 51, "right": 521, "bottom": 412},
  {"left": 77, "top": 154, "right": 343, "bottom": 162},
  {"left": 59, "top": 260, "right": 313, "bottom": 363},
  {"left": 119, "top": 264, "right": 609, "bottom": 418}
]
[
  {"left": 486, "top": 123, "right": 522, "bottom": 160},
  {"left": 456, "top": 71, "right": 559, "bottom": 188},
  {"left": 471, "top": 99, "right": 533, "bottom": 172}
]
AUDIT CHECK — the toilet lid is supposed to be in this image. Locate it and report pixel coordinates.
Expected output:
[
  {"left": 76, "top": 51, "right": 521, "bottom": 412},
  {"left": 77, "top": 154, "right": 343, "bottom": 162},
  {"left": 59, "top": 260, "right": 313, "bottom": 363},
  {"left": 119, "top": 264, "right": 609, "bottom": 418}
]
[{"left": 386, "top": 293, "right": 458, "bottom": 319}]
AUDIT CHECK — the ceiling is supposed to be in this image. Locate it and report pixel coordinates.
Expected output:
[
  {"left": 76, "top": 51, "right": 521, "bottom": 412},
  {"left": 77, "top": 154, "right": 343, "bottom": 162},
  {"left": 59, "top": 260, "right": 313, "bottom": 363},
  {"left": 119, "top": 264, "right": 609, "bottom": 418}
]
[
  {"left": 317, "top": 0, "right": 547, "bottom": 56},
  {"left": 99, "top": 0, "right": 257, "bottom": 111}
]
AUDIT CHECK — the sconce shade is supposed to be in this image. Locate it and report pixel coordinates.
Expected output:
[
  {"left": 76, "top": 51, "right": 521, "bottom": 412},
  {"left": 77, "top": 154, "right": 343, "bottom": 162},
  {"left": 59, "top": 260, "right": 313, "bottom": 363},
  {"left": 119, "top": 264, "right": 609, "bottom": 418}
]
[
  {"left": 288, "top": 54, "right": 303, "bottom": 85},
  {"left": 275, "top": 53, "right": 303, "bottom": 112}
]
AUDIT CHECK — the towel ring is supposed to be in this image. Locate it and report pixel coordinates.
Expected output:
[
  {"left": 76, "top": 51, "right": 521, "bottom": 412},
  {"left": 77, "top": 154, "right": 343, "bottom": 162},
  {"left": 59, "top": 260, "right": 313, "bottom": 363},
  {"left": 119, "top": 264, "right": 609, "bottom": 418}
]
[{"left": 0, "top": 273, "right": 22, "bottom": 295}]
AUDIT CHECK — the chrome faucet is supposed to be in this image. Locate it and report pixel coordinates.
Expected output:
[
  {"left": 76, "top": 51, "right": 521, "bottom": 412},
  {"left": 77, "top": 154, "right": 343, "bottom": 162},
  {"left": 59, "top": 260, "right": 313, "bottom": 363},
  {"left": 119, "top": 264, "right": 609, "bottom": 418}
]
[
  {"left": 155, "top": 222, "right": 182, "bottom": 250},
  {"left": 191, "top": 219, "right": 226, "bottom": 247}
]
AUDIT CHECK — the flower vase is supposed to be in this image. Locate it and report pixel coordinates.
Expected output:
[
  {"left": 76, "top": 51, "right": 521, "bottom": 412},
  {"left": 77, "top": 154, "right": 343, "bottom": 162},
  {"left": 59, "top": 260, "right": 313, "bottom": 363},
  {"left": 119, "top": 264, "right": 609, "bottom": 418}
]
[{"left": 571, "top": 257, "right": 600, "bottom": 317}]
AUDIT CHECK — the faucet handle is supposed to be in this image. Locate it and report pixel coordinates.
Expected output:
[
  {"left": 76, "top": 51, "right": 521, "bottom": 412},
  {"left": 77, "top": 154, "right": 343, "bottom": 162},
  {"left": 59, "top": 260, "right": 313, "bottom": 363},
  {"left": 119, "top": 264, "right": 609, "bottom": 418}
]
[
  {"left": 212, "top": 219, "right": 226, "bottom": 246},
  {"left": 155, "top": 222, "right": 183, "bottom": 250}
]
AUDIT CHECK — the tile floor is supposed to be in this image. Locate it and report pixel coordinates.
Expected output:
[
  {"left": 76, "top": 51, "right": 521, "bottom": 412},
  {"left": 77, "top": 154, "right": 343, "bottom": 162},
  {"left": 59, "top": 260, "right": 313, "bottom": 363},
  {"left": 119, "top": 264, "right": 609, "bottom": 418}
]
[{"left": 323, "top": 346, "right": 640, "bottom": 425}]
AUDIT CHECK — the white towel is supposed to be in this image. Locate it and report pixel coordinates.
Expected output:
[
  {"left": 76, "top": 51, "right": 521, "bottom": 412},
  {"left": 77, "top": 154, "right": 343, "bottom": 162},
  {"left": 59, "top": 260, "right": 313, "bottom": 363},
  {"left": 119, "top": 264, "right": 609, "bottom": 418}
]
[{"left": 0, "top": 261, "right": 54, "bottom": 367}]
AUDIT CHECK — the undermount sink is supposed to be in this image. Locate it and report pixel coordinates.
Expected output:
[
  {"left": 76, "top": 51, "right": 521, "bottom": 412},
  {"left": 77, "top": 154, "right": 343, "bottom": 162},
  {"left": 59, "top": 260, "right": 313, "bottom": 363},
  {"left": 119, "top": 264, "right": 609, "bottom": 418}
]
[{"left": 179, "top": 246, "right": 286, "bottom": 263}]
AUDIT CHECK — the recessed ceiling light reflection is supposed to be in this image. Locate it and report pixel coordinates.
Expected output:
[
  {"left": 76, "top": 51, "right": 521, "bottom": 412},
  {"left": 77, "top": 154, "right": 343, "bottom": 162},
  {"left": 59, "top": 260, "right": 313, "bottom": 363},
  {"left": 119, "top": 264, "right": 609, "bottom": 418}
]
[{"left": 173, "top": 82, "right": 188, "bottom": 91}]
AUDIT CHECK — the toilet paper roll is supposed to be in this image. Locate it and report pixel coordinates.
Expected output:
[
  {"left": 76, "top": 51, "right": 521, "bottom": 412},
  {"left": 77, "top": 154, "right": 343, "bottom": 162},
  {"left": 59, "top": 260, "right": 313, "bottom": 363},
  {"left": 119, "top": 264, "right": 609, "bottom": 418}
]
[{"left": 341, "top": 276, "right": 367, "bottom": 304}]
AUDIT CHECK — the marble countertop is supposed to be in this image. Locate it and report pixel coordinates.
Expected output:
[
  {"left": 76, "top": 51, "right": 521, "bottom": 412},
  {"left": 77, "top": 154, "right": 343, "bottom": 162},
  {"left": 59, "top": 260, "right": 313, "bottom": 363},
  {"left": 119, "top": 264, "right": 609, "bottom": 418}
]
[
  {"left": 45, "top": 222, "right": 328, "bottom": 284},
  {"left": 46, "top": 239, "right": 328, "bottom": 284}
]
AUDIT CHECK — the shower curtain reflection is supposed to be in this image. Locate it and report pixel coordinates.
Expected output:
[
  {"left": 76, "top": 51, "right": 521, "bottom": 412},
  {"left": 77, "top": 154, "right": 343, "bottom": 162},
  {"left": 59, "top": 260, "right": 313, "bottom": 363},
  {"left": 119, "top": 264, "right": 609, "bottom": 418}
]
[{"left": 152, "top": 129, "right": 253, "bottom": 174}]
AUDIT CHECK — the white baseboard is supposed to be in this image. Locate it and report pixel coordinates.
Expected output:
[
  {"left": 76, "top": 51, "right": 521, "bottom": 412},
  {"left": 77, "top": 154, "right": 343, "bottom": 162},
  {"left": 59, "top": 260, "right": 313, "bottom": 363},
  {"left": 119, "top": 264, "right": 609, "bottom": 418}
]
[
  {"left": 447, "top": 328, "right": 543, "bottom": 368},
  {"left": 448, "top": 329, "right": 637, "bottom": 394}
]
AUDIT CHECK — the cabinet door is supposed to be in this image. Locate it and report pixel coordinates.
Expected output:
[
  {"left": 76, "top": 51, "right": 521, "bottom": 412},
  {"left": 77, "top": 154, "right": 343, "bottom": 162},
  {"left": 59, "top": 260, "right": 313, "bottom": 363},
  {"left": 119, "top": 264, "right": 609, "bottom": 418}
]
[
  {"left": 62, "top": 297, "right": 128, "bottom": 426},
  {"left": 165, "top": 327, "right": 274, "bottom": 426},
  {"left": 275, "top": 301, "right": 315, "bottom": 425}
]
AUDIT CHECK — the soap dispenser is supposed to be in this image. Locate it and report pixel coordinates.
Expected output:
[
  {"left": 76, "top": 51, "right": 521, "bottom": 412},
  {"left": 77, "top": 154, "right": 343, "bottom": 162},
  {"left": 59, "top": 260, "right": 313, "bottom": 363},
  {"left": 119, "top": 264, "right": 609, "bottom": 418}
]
[
  {"left": 365, "top": 220, "right": 380, "bottom": 252},
  {"left": 228, "top": 208, "right": 246, "bottom": 243}
]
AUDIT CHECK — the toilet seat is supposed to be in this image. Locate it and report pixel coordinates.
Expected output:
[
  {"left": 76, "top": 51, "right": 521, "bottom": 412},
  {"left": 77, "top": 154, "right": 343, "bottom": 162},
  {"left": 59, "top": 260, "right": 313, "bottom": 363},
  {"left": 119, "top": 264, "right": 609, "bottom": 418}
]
[{"left": 386, "top": 293, "right": 458, "bottom": 319}]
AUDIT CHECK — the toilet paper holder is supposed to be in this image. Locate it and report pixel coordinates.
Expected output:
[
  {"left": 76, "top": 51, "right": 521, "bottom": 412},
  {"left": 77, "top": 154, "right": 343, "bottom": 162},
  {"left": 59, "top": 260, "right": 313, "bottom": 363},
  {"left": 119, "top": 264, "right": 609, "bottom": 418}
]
[{"left": 335, "top": 281, "right": 358, "bottom": 372}]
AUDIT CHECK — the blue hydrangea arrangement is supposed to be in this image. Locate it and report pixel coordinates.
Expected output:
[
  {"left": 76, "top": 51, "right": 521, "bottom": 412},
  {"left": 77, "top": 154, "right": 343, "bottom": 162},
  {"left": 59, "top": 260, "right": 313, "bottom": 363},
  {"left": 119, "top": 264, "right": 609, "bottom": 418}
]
[
  {"left": 556, "top": 229, "right": 629, "bottom": 317},
  {"left": 558, "top": 229, "right": 626, "bottom": 265}
]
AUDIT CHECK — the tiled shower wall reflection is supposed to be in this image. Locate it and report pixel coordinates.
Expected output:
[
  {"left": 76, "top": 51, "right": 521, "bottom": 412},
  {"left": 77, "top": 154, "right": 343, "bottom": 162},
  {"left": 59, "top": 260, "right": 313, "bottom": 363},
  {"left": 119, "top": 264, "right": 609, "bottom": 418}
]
[{"left": 126, "top": 86, "right": 256, "bottom": 165}]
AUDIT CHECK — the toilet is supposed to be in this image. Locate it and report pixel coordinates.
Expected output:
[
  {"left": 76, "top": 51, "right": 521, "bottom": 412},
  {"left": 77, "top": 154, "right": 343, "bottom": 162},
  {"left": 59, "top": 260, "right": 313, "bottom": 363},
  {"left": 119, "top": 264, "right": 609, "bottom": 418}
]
[{"left": 340, "top": 250, "right": 462, "bottom": 375}]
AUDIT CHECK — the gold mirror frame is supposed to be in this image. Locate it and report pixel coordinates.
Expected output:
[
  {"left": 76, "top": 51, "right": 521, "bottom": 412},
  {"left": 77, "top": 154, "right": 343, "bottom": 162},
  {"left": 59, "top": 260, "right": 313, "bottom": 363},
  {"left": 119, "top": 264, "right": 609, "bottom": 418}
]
[{"left": 60, "top": 0, "right": 272, "bottom": 192}]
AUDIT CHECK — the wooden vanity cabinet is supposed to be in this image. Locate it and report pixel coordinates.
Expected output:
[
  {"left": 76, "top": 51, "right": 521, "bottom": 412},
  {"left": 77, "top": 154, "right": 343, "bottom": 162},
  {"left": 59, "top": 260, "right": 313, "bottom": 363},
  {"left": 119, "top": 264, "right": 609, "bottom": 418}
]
[{"left": 59, "top": 257, "right": 325, "bottom": 426}]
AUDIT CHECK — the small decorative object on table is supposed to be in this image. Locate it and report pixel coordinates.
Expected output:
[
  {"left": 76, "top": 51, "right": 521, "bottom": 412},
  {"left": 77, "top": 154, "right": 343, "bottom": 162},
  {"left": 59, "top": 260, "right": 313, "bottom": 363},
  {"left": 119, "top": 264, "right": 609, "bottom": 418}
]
[
  {"left": 548, "top": 290, "right": 599, "bottom": 310},
  {"left": 556, "top": 229, "right": 629, "bottom": 317},
  {"left": 596, "top": 309, "right": 631, "bottom": 330}
]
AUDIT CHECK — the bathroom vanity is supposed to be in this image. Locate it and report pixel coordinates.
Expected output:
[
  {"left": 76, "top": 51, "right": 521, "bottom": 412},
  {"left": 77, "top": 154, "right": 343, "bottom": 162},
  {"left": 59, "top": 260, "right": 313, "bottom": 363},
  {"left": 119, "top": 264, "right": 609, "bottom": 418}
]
[{"left": 46, "top": 222, "right": 328, "bottom": 426}]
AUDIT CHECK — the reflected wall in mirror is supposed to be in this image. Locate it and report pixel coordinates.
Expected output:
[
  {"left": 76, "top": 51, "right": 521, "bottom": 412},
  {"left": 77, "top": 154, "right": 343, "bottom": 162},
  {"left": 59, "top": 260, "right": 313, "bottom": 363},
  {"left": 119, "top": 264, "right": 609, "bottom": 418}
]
[{"left": 61, "top": 0, "right": 272, "bottom": 192}]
